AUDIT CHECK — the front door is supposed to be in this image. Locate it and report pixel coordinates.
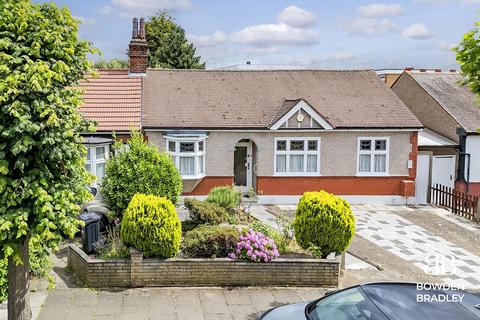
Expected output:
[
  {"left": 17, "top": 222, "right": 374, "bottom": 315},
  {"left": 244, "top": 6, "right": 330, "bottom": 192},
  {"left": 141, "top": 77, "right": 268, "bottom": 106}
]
[{"left": 234, "top": 142, "right": 252, "bottom": 192}]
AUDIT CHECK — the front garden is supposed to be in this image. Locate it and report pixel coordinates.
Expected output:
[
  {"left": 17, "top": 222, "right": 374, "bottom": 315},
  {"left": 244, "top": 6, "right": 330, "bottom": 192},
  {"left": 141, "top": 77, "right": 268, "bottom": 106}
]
[{"left": 67, "top": 133, "right": 355, "bottom": 288}]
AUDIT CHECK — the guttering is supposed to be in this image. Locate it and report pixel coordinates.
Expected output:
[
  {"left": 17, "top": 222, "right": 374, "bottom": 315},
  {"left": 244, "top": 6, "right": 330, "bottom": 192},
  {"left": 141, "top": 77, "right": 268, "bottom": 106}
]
[{"left": 143, "top": 127, "right": 423, "bottom": 133}]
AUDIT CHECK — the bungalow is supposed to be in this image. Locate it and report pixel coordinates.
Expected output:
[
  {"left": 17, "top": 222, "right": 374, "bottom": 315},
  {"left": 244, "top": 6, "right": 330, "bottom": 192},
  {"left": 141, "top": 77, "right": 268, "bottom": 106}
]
[
  {"left": 392, "top": 72, "right": 480, "bottom": 199},
  {"left": 80, "top": 18, "right": 424, "bottom": 204}
]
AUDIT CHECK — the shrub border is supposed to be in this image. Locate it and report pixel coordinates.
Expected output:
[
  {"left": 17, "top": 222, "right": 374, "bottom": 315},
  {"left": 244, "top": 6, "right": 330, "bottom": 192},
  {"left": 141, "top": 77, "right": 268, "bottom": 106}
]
[{"left": 67, "top": 245, "right": 341, "bottom": 288}]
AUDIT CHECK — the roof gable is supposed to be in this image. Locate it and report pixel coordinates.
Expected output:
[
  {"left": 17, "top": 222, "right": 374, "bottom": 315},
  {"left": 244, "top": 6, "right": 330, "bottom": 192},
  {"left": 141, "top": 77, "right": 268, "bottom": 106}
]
[{"left": 270, "top": 100, "right": 333, "bottom": 130}]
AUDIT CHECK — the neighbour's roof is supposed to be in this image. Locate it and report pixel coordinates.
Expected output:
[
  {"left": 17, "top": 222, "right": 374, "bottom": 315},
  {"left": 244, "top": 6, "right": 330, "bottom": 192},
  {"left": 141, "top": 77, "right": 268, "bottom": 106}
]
[
  {"left": 79, "top": 69, "right": 141, "bottom": 132},
  {"left": 142, "top": 69, "right": 422, "bottom": 129},
  {"left": 408, "top": 73, "right": 480, "bottom": 133}
]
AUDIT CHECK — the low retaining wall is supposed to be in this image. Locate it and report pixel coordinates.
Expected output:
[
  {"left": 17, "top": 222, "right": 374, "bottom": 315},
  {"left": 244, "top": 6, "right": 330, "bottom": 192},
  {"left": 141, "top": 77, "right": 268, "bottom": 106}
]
[{"left": 68, "top": 245, "right": 340, "bottom": 288}]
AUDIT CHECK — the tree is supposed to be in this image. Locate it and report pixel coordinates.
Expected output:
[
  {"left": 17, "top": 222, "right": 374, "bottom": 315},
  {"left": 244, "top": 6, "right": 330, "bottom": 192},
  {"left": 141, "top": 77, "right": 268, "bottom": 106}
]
[
  {"left": 145, "top": 11, "right": 205, "bottom": 69},
  {"left": 94, "top": 58, "right": 129, "bottom": 69},
  {"left": 455, "top": 20, "right": 480, "bottom": 132},
  {"left": 0, "top": 1, "right": 95, "bottom": 319}
]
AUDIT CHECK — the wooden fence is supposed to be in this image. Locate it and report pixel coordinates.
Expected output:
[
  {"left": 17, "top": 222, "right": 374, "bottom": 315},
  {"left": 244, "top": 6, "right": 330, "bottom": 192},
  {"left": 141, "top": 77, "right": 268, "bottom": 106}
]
[{"left": 430, "top": 184, "right": 479, "bottom": 221}]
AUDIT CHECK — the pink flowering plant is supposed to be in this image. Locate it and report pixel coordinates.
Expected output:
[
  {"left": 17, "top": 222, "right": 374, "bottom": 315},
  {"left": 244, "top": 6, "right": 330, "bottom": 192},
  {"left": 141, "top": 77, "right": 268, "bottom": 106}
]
[{"left": 228, "top": 229, "right": 279, "bottom": 262}]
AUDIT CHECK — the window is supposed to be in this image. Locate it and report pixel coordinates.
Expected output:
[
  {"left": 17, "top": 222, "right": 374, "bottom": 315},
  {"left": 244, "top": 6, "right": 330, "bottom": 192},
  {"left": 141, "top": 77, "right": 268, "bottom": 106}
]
[
  {"left": 274, "top": 138, "right": 320, "bottom": 175},
  {"left": 165, "top": 136, "right": 207, "bottom": 179},
  {"left": 85, "top": 144, "right": 110, "bottom": 184},
  {"left": 357, "top": 137, "right": 389, "bottom": 175}
]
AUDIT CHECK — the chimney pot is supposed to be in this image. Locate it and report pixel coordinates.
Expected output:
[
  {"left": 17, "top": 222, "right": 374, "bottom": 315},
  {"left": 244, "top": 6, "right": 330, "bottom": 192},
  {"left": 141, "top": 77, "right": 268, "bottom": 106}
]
[
  {"left": 132, "top": 17, "right": 139, "bottom": 39},
  {"left": 139, "top": 18, "right": 145, "bottom": 39}
]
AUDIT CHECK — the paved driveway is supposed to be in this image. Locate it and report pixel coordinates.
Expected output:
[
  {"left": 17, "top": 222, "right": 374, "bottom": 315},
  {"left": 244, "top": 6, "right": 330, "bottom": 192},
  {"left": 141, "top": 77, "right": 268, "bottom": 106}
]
[{"left": 353, "top": 204, "right": 480, "bottom": 290}]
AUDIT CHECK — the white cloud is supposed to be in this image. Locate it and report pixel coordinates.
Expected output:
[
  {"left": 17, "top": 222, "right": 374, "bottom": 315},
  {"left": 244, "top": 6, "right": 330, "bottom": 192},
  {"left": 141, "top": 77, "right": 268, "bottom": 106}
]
[
  {"left": 357, "top": 3, "right": 405, "bottom": 17},
  {"left": 96, "top": 5, "right": 113, "bottom": 15},
  {"left": 231, "top": 23, "right": 318, "bottom": 47},
  {"left": 110, "top": 0, "right": 192, "bottom": 15},
  {"left": 277, "top": 5, "right": 317, "bottom": 28},
  {"left": 188, "top": 31, "right": 227, "bottom": 47},
  {"left": 73, "top": 16, "right": 95, "bottom": 26},
  {"left": 339, "top": 17, "right": 399, "bottom": 36},
  {"left": 402, "top": 23, "right": 435, "bottom": 39}
]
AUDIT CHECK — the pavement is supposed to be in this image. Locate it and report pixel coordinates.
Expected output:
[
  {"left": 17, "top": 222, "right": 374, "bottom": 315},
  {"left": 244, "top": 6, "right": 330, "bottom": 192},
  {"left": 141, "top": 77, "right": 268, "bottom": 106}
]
[{"left": 36, "top": 287, "right": 326, "bottom": 320}]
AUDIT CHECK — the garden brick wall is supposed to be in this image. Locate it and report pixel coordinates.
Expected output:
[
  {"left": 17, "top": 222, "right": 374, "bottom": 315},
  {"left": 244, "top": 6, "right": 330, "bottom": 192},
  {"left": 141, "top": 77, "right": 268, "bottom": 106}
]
[{"left": 68, "top": 245, "right": 340, "bottom": 288}]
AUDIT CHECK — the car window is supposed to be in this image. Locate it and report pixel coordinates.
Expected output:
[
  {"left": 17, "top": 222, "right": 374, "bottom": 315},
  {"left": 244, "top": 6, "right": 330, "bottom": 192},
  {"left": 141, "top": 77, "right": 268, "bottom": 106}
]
[{"left": 308, "top": 287, "right": 388, "bottom": 320}]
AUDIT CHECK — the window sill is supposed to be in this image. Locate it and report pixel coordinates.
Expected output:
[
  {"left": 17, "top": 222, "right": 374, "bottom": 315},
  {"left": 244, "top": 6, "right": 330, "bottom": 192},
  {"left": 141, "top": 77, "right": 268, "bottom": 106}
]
[
  {"left": 273, "top": 173, "right": 322, "bottom": 177},
  {"left": 181, "top": 174, "right": 206, "bottom": 180},
  {"left": 356, "top": 173, "right": 390, "bottom": 177}
]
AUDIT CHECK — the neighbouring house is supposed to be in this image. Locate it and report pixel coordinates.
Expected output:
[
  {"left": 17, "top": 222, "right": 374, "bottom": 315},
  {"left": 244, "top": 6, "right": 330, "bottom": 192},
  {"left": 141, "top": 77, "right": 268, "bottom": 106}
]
[
  {"left": 78, "top": 19, "right": 144, "bottom": 184},
  {"left": 376, "top": 68, "right": 457, "bottom": 88},
  {"left": 392, "top": 72, "right": 480, "bottom": 200},
  {"left": 78, "top": 69, "right": 142, "bottom": 184},
  {"left": 79, "top": 18, "right": 424, "bottom": 204}
]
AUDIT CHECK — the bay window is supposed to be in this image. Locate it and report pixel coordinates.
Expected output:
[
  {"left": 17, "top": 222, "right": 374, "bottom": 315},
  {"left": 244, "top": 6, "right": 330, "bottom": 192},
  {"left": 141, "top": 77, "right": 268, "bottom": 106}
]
[
  {"left": 274, "top": 138, "right": 320, "bottom": 175},
  {"left": 165, "top": 135, "right": 206, "bottom": 179},
  {"left": 357, "top": 137, "right": 389, "bottom": 175}
]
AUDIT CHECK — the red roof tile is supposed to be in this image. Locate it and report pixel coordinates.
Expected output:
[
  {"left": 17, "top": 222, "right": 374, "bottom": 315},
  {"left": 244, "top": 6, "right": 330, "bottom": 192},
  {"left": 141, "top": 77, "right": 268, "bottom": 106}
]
[{"left": 79, "top": 69, "right": 141, "bottom": 132}]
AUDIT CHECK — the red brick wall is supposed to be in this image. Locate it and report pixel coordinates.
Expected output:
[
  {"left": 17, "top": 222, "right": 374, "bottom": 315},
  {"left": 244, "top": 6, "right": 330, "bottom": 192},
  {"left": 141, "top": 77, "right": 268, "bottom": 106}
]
[
  {"left": 409, "top": 132, "right": 418, "bottom": 179},
  {"left": 183, "top": 177, "right": 234, "bottom": 195},
  {"left": 257, "top": 176, "right": 412, "bottom": 196},
  {"left": 184, "top": 176, "right": 413, "bottom": 196}
]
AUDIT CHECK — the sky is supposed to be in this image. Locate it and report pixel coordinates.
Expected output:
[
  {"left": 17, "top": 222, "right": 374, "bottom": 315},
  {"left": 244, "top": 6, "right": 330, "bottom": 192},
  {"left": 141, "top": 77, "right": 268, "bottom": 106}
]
[{"left": 36, "top": 0, "right": 480, "bottom": 70}]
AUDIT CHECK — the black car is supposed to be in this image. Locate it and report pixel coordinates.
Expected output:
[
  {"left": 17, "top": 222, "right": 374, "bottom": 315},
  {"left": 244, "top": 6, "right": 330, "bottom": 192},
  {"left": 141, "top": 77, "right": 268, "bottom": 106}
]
[{"left": 258, "top": 282, "right": 480, "bottom": 320}]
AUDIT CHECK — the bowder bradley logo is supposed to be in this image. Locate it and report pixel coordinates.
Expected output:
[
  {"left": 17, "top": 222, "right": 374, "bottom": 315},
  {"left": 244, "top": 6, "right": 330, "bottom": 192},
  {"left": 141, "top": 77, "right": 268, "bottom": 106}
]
[{"left": 424, "top": 254, "right": 457, "bottom": 276}]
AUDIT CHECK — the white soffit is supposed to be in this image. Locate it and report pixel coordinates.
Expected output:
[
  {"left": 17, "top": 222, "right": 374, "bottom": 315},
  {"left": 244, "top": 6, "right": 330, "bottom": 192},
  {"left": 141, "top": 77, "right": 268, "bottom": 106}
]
[{"left": 418, "top": 129, "right": 457, "bottom": 147}]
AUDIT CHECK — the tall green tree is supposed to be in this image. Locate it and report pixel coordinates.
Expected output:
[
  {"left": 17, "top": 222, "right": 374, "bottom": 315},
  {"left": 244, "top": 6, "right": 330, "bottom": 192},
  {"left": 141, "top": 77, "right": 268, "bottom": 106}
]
[
  {"left": 145, "top": 11, "right": 205, "bottom": 69},
  {"left": 0, "top": 1, "right": 95, "bottom": 319},
  {"left": 455, "top": 21, "right": 480, "bottom": 94},
  {"left": 94, "top": 58, "right": 129, "bottom": 69}
]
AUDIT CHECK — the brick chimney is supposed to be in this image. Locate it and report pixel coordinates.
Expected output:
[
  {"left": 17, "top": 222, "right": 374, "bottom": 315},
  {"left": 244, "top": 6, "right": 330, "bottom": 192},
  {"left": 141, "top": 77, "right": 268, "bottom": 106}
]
[{"left": 129, "top": 17, "right": 148, "bottom": 75}]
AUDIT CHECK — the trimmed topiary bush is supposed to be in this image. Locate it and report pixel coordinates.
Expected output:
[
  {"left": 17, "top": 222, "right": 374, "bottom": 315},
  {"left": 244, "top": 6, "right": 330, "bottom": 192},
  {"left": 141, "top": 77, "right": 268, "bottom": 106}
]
[
  {"left": 184, "top": 198, "right": 227, "bottom": 225},
  {"left": 121, "top": 194, "right": 181, "bottom": 258},
  {"left": 206, "top": 185, "right": 240, "bottom": 210},
  {"left": 102, "top": 131, "right": 183, "bottom": 215},
  {"left": 293, "top": 191, "right": 355, "bottom": 258},
  {"left": 181, "top": 225, "right": 240, "bottom": 258}
]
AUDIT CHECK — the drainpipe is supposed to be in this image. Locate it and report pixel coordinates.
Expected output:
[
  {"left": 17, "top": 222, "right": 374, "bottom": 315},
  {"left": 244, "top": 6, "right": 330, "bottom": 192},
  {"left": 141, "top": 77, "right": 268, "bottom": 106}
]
[
  {"left": 457, "top": 151, "right": 471, "bottom": 193},
  {"left": 456, "top": 128, "right": 471, "bottom": 193}
]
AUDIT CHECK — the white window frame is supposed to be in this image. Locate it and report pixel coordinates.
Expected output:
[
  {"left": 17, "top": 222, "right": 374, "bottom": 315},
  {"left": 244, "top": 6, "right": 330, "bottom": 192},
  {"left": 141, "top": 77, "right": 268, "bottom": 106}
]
[
  {"left": 165, "top": 136, "right": 207, "bottom": 180},
  {"left": 356, "top": 137, "right": 390, "bottom": 176},
  {"left": 274, "top": 137, "right": 321, "bottom": 176},
  {"left": 85, "top": 144, "right": 110, "bottom": 185}
]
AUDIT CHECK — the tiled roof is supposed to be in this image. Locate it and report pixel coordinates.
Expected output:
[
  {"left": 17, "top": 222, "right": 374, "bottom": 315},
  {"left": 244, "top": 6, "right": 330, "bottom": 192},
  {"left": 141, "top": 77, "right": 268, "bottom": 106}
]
[
  {"left": 79, "top": 69, "right": 141, "bottom": 132},
  {"left": 142, "top": 69, "right": 422, "bottom": 129},
  {"left": 408, "top": 73, "right": 480, "bottom": 133}
]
